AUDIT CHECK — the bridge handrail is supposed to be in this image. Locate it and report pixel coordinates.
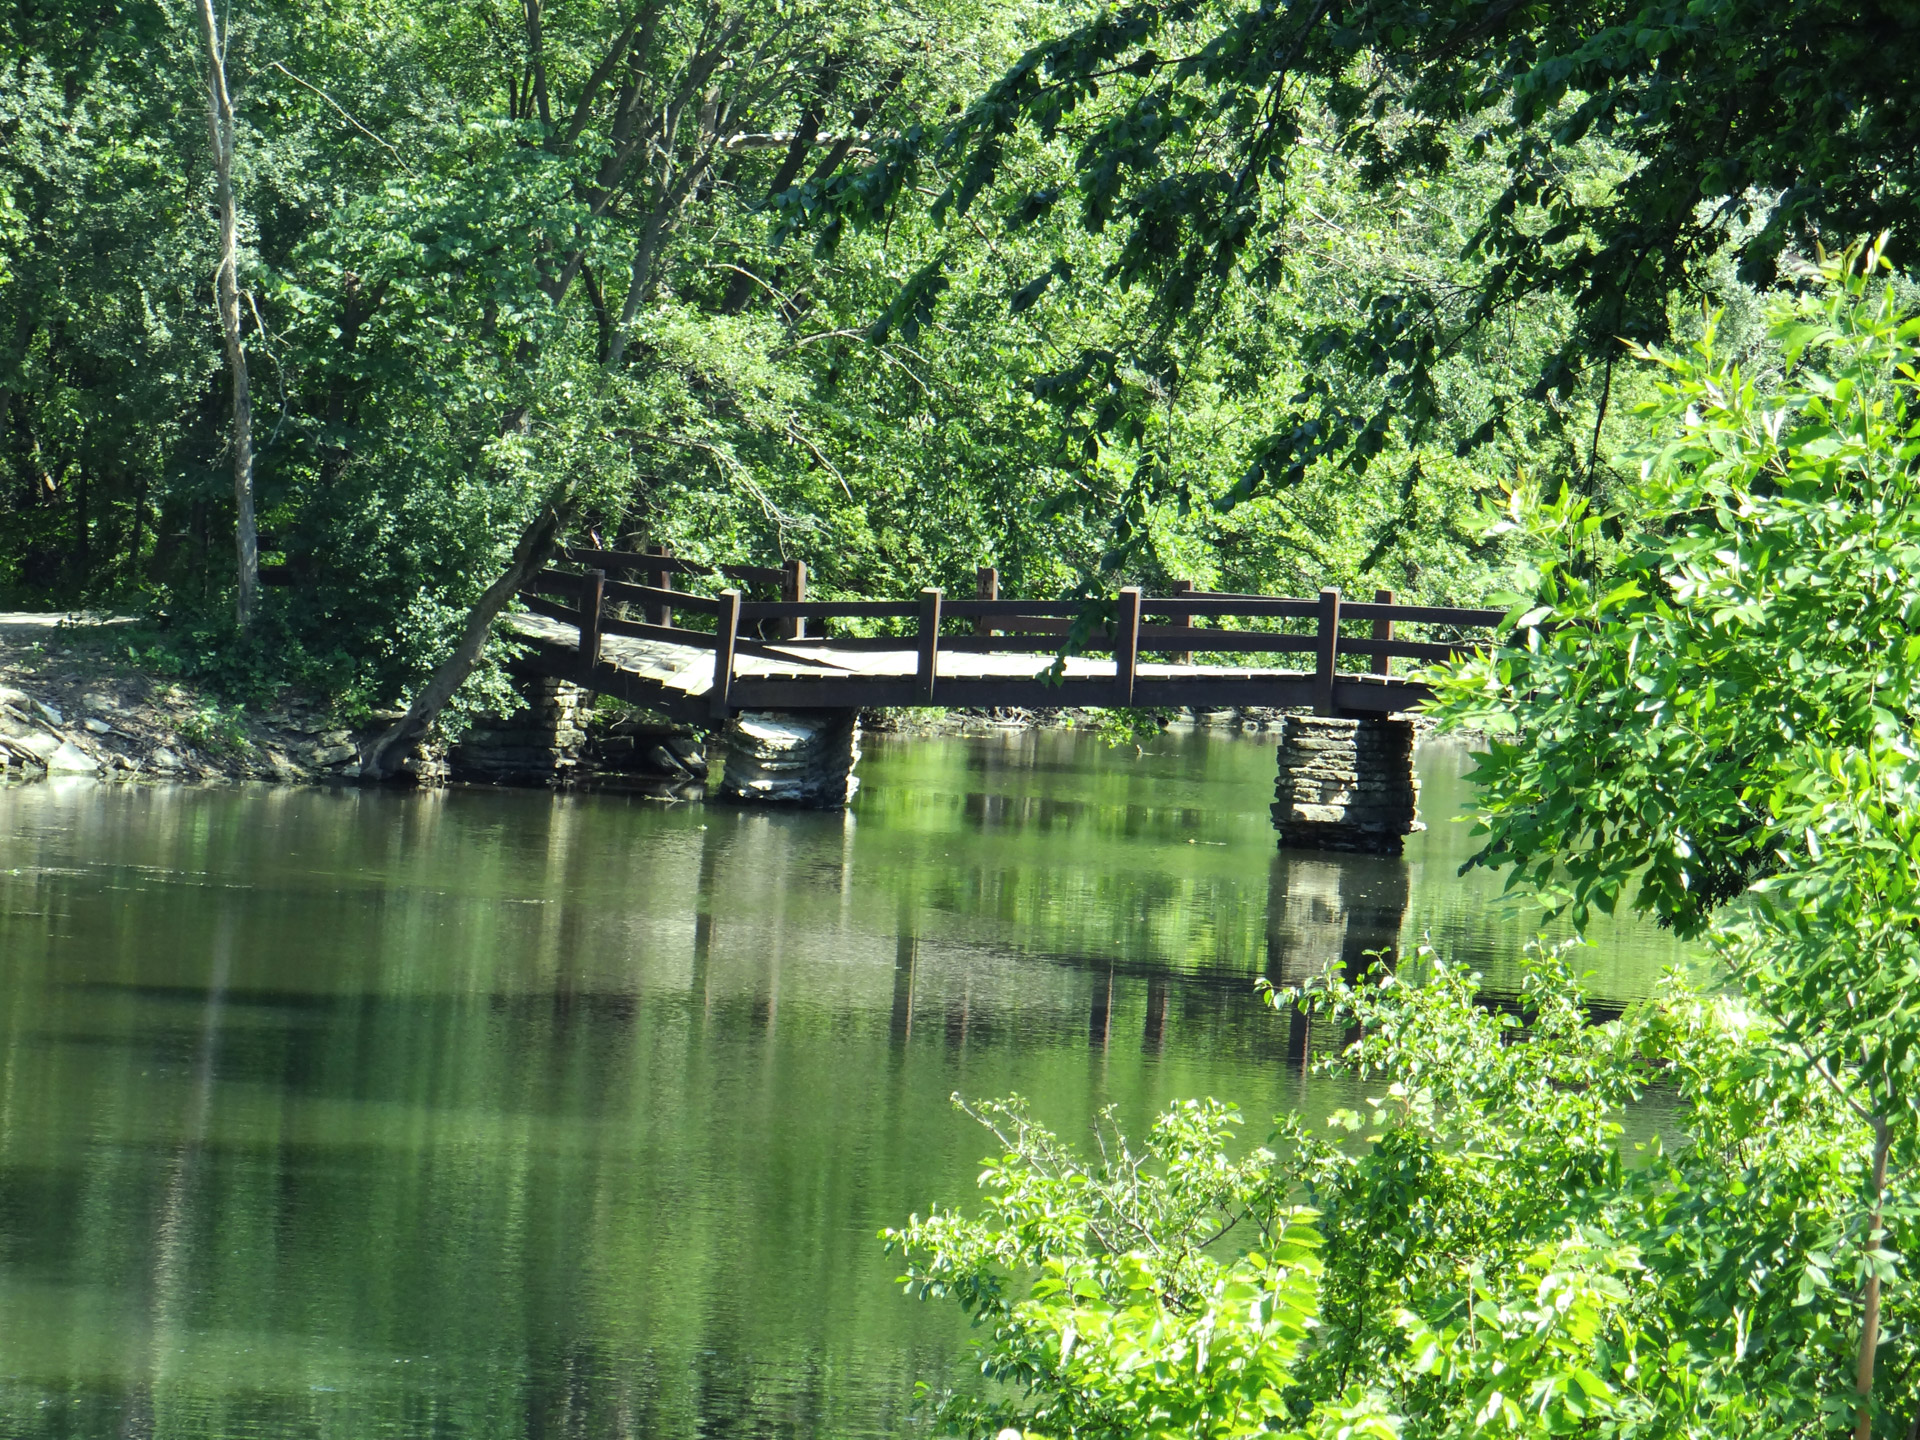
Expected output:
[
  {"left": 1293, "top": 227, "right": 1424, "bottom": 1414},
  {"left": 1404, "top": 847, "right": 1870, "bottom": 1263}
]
[
  {"left": 534, "top": 573, "right": 1501, "bottom": 630},
  {"left": 557, "top": 544, "right": 787, "bottom": 589},
  {"left": 527, "top": 570, "right": 724, "bottom": 616}
]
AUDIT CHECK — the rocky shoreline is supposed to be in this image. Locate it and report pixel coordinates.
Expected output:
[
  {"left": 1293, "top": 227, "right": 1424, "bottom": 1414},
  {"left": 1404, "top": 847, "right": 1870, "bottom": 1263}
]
[{"left": 0, "top": 615, "right": 370, "bottom": 784}]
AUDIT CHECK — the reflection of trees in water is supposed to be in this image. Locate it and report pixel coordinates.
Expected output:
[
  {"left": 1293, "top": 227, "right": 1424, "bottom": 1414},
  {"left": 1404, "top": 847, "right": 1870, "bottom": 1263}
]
[
  {"left": 890, "top": 930, "right": 917, "bottom": 1045},
  {"left": 1266, "top": 850, "right": 1411, "bottom": 1071},
  {"left": 1090, "top": 968, "right": 1113, "bottom": 1046}
]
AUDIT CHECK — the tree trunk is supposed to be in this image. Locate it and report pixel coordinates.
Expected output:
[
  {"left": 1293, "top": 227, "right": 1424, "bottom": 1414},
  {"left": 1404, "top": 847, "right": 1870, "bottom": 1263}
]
[
  {"left": 358, "top": 493, "right": 571, "bottom": 781},
  {"left": 1857, "top": 1117, "right": 1892, "bottom": 1440},
  {"left": 195, "top": 0, "right": 258, "bottom": 633}
]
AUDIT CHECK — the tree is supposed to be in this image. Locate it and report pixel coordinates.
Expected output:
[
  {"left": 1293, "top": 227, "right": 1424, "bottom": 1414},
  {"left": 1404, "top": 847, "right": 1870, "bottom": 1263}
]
[
  {"left": 193, "top": 0, "right": 258, "bottom": 632},
  {"left": 4, "top": 0, "right": 1559, "bottom": 720},
  {"left": 342, "top": 0, "right": 999, "bottom": 771},
  {"left": 890, "top": 942, "right": 1910, "bottom": 1437},
  {"left": 1430, "top": 241, "right": 1920, "bottom": 1436},
  {"left": 781, "top": 1, "right": 1920, "bottom": 510}
]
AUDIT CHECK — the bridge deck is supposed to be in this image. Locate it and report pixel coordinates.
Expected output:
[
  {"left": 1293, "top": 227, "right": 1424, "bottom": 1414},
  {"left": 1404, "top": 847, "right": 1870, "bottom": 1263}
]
[{"left": 507, "top": 611, "right": 1436, "bottom": 719}]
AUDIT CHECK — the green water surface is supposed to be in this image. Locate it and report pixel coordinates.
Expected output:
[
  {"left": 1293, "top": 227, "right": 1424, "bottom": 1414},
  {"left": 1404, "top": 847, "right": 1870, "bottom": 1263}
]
[{"left": 0, "top": 729, "right": 1690, "bottom": 1439}]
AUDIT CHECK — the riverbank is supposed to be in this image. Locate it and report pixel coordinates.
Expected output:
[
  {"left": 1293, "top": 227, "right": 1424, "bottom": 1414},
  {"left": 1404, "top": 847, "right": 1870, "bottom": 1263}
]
[{"left": 0, "top": 613, "right": 372, "bottom": 783}]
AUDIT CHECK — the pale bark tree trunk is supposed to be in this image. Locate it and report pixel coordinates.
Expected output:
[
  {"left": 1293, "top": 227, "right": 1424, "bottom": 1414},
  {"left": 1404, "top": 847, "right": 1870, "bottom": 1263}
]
[
  {"left": 195, "top": 0, "right": 258, "bottom": 632},
  {"left": 359, "top": 492, "right": 571, "bottom": 781},
  {"left": 1856, "top": 1117, "right": 1891, "bottom": 1440}
]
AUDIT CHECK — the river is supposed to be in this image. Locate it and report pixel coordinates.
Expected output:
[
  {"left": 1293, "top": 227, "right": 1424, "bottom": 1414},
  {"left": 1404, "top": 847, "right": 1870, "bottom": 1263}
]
[{"left": 0, "top": 728, "right": 1690, "bottom": 1439}]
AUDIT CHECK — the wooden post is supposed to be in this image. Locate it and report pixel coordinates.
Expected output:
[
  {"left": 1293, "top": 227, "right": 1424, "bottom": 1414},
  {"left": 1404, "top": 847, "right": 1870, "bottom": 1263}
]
[
  {"left": 915, "top": 587, "right": 942, "bottom": 704},
  {"left": 579, "top": 568, "right": 605, "bottom": 667},
  {"left": 711, "top": 589, "right": 741, "bottom": 719},
  {"left": 974, "top": 566, "right": 999, "bottom": 636},
  {"left": 783, "top": 558, "right": 808, "bottom": 641},
  {"left": 1313, "top": 587, "right": 1341, "bottom": 717},
  {"left": 1114, "top": 586, "right": 1142, "bottom": 706},
  {"left": 1169, "top": 578, "right": 1194, "bottom": 664},
  {"left": 646, "top": 543, "right": 673, "bottom": 627},
  {"left": 1371, "top": 587, "right": 1393, "bottom": 676}
]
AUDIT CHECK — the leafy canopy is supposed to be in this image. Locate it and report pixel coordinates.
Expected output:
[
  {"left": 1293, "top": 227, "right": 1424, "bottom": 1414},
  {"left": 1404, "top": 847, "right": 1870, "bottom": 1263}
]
[
  {"left": 783, "top": 1, "right": 1920, "bottom": 499},
  {"left": 1434, "top": 240, "right": 1920, "bottom": 940}
]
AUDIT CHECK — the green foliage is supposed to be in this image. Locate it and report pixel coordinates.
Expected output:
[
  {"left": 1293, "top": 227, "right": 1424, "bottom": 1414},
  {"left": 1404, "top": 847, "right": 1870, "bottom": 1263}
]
[
  {"left": 889, "top": 1097, "right": 1332, "bottom": 1439},
  {"left": 786, "top": 0, "right": 1920, "bottom": 512},
  {"left": 894, "top": 943, "right": 1910, "bottom": 1437},
  {"left": 175, "top": 700, "right": 251, "bottom": 755},
  {"left": 1421, "top": 243, "right": 1920, "bottom": 1437},
  {"left": 1433, "top": 241, "right": 1920, "bottom": 938},
  {"left": 2, "top": 0, "right": 1559, "bottom": 712}
]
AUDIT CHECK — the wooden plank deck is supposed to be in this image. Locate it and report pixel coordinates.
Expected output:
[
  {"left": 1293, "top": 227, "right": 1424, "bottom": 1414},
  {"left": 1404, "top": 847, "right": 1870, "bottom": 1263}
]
[{"left": 506, "top": 610, "right": 1440, "bottom": 720}]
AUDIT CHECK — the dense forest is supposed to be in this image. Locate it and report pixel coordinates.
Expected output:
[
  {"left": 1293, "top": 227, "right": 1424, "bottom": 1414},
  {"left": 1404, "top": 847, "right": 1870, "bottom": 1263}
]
[
  {"left": 7, "top": 1, "right": 1918, "bottom": 721},
  {"left": 1, "top": 0, "right": 1725, "bottom": 719}
]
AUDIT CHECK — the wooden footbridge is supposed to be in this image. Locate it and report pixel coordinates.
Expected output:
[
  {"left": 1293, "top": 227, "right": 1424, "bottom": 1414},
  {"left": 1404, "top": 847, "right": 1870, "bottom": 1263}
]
[{"left": 508, "top": 546, "right": 1506, "bottom": 723}]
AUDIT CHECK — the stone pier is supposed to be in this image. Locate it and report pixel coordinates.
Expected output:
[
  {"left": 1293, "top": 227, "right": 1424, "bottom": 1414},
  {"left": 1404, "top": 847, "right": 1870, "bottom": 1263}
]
[
  {"left": 1271, "top": 715, "right": 1422, "bottom": 855},
  {"left": 714, "top": 710, "right": 861, "bottom": 808},
  {"left": 447, "top": 675, "right": 589, "bottom": 785}
]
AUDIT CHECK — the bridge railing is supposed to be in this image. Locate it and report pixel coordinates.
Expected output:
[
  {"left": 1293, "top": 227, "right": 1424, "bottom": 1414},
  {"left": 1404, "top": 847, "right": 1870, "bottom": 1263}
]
[
  {"left": 521, "top": 552, "right": 1505, "bottom": 718},
  {"left": 554, "top": 544, "right": 810, "bottom": 634}
]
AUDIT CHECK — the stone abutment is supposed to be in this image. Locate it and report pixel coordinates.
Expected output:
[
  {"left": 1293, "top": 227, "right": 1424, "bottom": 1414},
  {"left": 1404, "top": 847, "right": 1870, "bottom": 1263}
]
[{"left": 714, "top": 710, "right": 861, "bottom": 808}]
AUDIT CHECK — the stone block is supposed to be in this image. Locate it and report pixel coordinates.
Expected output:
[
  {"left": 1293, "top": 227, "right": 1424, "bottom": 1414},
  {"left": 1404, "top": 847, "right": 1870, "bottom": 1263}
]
[
  {"left": 449, "top": 675, "right": 589, "bottom": 786},
  {"left": 46, "top": 742, "right": 99, "bottom": 774},
  {"left": 10, "top": 731, "right": 59, "bottom": 760}
]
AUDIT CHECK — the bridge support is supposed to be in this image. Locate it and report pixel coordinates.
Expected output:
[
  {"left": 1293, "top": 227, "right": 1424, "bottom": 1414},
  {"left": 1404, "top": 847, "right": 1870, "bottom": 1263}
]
[
  {"left": 1271, "top": 715, "right": 1423, "bottom": 855},
  {"left": 448, "top": 674, "right": 589, "bottom": 785},
  {"left": 715, "top": 710, "right": 861, "bottom": 808}
]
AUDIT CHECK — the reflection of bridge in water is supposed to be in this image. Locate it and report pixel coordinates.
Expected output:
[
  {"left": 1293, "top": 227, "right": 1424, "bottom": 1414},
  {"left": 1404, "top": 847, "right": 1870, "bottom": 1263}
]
[
  {"left": 1268, "top": 850, "right": 1410, "bottom": 1069},
  {"left": 671, "top": 763, "right": 1626, "bottom": 1080},
  {"left": 861, "top": 846, "right": 1414, "bottom": 1065}
]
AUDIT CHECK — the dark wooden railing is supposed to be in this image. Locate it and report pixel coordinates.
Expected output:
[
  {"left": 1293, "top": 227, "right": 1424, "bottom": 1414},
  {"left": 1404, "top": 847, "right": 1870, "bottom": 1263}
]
[
  {"left": 555, "top": 543, "right": 808, "bottom": 635},
  {"left": 522, "top": 548, "right": 1505, "bottom": 720}
]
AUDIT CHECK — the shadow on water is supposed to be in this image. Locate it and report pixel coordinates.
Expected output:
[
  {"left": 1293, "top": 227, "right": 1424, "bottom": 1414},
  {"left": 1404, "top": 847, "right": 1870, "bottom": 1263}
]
[{"left": 0, "top": 730, "right": 1692, "bottom": 1440}]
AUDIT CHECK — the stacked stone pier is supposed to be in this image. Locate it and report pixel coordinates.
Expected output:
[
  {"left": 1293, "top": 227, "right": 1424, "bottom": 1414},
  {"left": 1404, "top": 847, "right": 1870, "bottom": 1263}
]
[
  {"left": 448, "top": 676, "right": 589, "bottom": 785},
  {"left": 714, "top": 710, "right": 861, "bottom": 808},
  {"left": 1271, "top": 715, "right": 1422, "bottom": 855}
]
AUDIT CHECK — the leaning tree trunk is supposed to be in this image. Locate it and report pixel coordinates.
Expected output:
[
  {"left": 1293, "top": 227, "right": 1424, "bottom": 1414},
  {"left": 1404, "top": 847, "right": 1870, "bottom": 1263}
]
[
  {"left": 194, "top": 0, "right": 257, "bottom": 632},
  {"left": 359, "top": 495, "right": 571, "bottom": 781}
]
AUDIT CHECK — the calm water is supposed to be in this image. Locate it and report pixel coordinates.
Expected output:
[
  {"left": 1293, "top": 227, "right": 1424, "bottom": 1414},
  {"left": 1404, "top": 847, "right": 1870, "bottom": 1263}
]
[{"left": 0, "top": 729, "right": 1690, "bottom": 1439}]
